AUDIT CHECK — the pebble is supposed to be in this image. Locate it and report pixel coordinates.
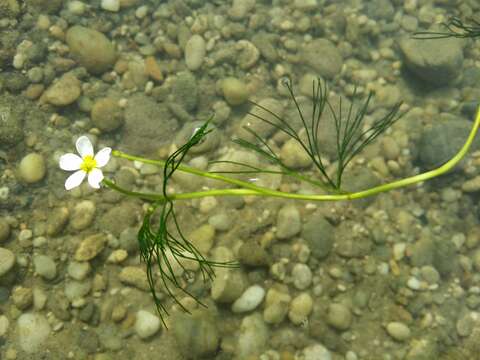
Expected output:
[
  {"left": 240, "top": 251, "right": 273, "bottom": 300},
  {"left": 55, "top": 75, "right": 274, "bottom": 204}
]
[
  {"left": 0, "top": 218, "right": 10, "bottom": 242},
  {"left": 91, "top": 97, "right": 124, "bottom": 132},
  {"left": 66, "top": 25, "right": 117, "bottom": 74},
  {"left": 280, "top": 138, "right": 313, "bottom": 169},
  {"left": 292, "top": 263, "right": 312, "bottom": 290},
  {"left": 17, "top": 313, "right": 51, "bottom": 353},
  {"left": 288, "top": 292, "right": 313, "bottom": 325},
  {"left": 18, "top": 153, "right": 46, "bottom": 183},
  {"left": 222, "top": 77, "right": 249, "bottom": 105},
  {"left": 70, "top": 200, "right": 96, "bottom": 231},
  {"left": 301, "top": 344, "right": 332, "bottom": 360},
  {"left": 188, "top": 224, "right": 215, "bottom": 254},
  {"left": 236, "top": 314, "right": 269, "bottom": 359},
  {"left": 208, "top": 213, "right": 232, "bottom": 231},
  {"left": 276, "top": 204, "right": 301, "bottom": 240},
  {"left": 33, "top": 254, "right": 57, "bottom": 280},
  {"left": 101, "top": 0, "right": 120, "bottom": 12},
  {"left": 0, "top": 315, "right": 9, "bottom": 337},
  {"left": 135, "top": 310, "right": 161, "bottom": 339},
  {"left": 172, "top": 310, "right": 219, "bottom": 357},
  {"left": 327, "top": 303, "right": 352, "bottom": 331},
  {"left": 231, "top": 285, "right": 265, "bottom": 313},
  {"left": 42, "top": 73, "right": 81, "bottom": 106},
  {"left": 185, "top": 34, "right": 206, "bottom": 71},
  {"left": 211, "top": 265, "right": 248, "bottom": 303},
  {"left": 263, "top": 287, "right": 291, "bottom": 324},
  {"left": 46, "top": 207, "right": 69, "bottom": 236},
  {"left": 64, "top": 280, "right": 91, "bottom": 301},
  {"left": 67, "top": 0, "right": 86, "bottom": 15},
  {"left": 67, "top": 261, "right": 91, "bottom": 281},
  {"left": 0, "top": 247, "right": 15, "bottom": 276},
  {"left": 386, "top": 321, "right": 411, "bottom": 341},
  {"left": 75, "top": 234, "right": 106, "bottom": 261},
  {"left": 462, "top": 176, "right": 480, "bottom": 193},
  {"left": 118, "top": 266, "right": 150, "bottom": 291},
  {"left": 12, "top": 286, "right": 33, "bottom": 310}
]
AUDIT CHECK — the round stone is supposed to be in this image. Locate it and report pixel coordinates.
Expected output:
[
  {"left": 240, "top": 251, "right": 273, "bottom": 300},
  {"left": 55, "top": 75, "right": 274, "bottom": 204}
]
[
  {"left": 91, "top": 98, "right": 124, "bottom": 132},
  {"left": 0, "top": 247, "right": 15, "bottom": 276},
  {"left": 18, "top": 153, "right": 46, "bottom": 183},
  {"left": 66, "top": 25, "right": 117, "bottom": 74},
  {"left": 185, "top": 34, "right": 206, "bottom": 71},
  {"left": 231, "top": 285, "right": 266, "bottom": 313},
  {"left": 386, "top": 321, "right": 411, "bottom": 341},
  {"left": 222, "top": 77, "right": 249, "bottom": 105},
  {"left": 33, "top": 255, "right": 57, "bottom": 280},
  {"left": 327, "top": 303, "right": 352, "bottom": 331},
  {"left": 17, "top": 313, "right": 51, "bottom": 354},
  {"left": 135, "top": 310, "right": 161, "bottom": 339}
]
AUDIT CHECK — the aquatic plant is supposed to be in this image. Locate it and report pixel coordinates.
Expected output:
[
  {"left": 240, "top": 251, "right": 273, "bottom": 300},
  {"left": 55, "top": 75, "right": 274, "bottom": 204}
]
[
  {"left": 413, "top": 16, "right": 480, "bottom": 39},
  {"left": 60, "top": 78, "right": 480, "bottom": 327}
]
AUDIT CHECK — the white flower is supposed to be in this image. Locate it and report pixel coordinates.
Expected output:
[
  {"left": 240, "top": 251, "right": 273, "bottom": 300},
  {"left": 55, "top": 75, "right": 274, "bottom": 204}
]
[{"left": 59, "top": 136, "right": 111, "bottom": 190}]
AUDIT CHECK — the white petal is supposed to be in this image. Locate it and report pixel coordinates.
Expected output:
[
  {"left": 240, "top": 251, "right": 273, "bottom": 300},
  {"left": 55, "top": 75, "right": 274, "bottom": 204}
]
[
  {"left": 88, "top": 168, "right": 104, "bottom": 189},
  {"left": 94, "top": 147, "right": 111, "bottom": 168},
  {"left": 65, "top": 170, "right": 86, "bottom": 190},
  {"left": 59, "top": 153, "right": 82, "bottom": 171},
  {"left": 76, "top": 136, "right": 94, "bottom": 158}
]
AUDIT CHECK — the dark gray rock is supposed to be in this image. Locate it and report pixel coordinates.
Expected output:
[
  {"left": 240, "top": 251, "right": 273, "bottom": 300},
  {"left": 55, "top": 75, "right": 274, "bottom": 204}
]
[
  {"left": 301, "top": 39, "right": 343, "bottom": 79},
  {"left": 122, "top": 94, "right": 178, "bottom": 155},
  {"left": 171, "top": 71, "right": 198, "bottom": 112},
  {"left": 399, "top": 37, "right": 464, "bottom": 86},
  {"left": 301, "top": 213, "right": 334, "bottom": 260},
  {"left": 419, "top": 118, "right": 480, "bottom": 169},
  {"left": 0, "top": 94, "right": 24, "bottom": 148}
]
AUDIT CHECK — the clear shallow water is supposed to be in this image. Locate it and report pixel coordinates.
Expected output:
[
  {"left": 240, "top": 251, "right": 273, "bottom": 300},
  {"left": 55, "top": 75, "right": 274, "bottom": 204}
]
[{"left": 1, "top": 0, "right": 480, "bottom": 359}]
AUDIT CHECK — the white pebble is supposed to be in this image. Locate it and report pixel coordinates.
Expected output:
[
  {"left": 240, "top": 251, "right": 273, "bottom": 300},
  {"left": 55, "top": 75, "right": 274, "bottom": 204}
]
[
  {"left": 135, "top": 310, "right": 161, "bottom": 339},
  {"left": 292, "top": 263, "right": 312, "bottom": 290},
  {"left": 101, "top": 0, "right": 119, "bottom": 12},
  {"left": 231, "top": 285, "right": 265, "bottom": 313},
  {"left": 17, "top": 313, "right": 51, "bottom": 353},
  {"left": 135, "top": 5, "right": 148, "bottom": 19},
  {"left": 68, "top": 0, "right": 86, "bottom": 14}
]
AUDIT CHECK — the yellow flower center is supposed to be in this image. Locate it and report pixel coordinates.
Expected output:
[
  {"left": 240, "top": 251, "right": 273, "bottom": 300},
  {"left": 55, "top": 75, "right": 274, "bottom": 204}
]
[{"left": 80, "top": 155, "right": 97, "bottom": 173}]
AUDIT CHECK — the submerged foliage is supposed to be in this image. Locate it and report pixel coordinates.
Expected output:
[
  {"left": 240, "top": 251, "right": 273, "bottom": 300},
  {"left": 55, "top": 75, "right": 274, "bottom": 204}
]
[
  {"left": 214, "top": 77, "right": 404, "bottom": 191},
  {"left": 137, "top": 120, "right": 238, "bottom": 327},
  {"left": 413, "top": 16, "right": 480, "bottom": 39}
]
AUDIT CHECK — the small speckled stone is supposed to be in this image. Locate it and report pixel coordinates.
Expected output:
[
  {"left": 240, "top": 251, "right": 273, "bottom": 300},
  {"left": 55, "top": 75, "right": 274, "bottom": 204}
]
[
  {"left": 70, "top": 200, "right": 95, "bottom": 231},
  {"left": 0, "top": 247, "right": 15, "bottom": 276},
  {"left": 222, "top": 77, "right": 248, "bottom": 105},
  {"left": 12, "top": 286, "right": 33, "bottom": 310},
  {"left": 386, "top": 321, "right": 411, "bottom": 341},
  {"left": 118, "top": 266, "right": 150, "bottom": 291},
  {"left": 75, "top": 234, "right": 106, "bottom": 261},
  {"left": 288, "top": 292, "right": 313, "bottom": 325},
  {"left": 33, "top": 255, "right": 57, "bottom": 280},
  {"left": 292, "top": 263, "right": 312, "bottom": 290}
]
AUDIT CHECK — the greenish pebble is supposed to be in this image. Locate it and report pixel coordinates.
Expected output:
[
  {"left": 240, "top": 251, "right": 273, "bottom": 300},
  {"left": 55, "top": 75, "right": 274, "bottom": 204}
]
[
  {"left": 172, "top": 310, "right": 219, "bottom": 358},
  {"left": 327, "top": 303, "right": 352, "bottom": 331},
  {"left": 66, "top": 25, "right": 117, "bottom": 74},
  {"left": 18, "top": 153, "right": 46, "bottom": 183},
  {"left": 386, "top": 321, "right": 411, "bottom": 342},
  {"left": 301, "top": 214, "right": 334, "bottom": 260},
  {"left": 33, "top": 254, "right": 57, "bottom": 280},
  {"left": 0, "top": 218, "right": 10, "bottom": 243},
  {"left": 222, "top": 77, "right": 249, "bottom": 105},
  {"left": 91, "top": 97, "right": 124, "bottom": 132}
]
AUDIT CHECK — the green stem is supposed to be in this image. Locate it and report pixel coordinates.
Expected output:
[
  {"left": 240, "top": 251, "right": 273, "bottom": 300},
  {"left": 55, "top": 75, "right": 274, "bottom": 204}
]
[{"left": 109, "top": 107, "right": 480, "bottom": 202}]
